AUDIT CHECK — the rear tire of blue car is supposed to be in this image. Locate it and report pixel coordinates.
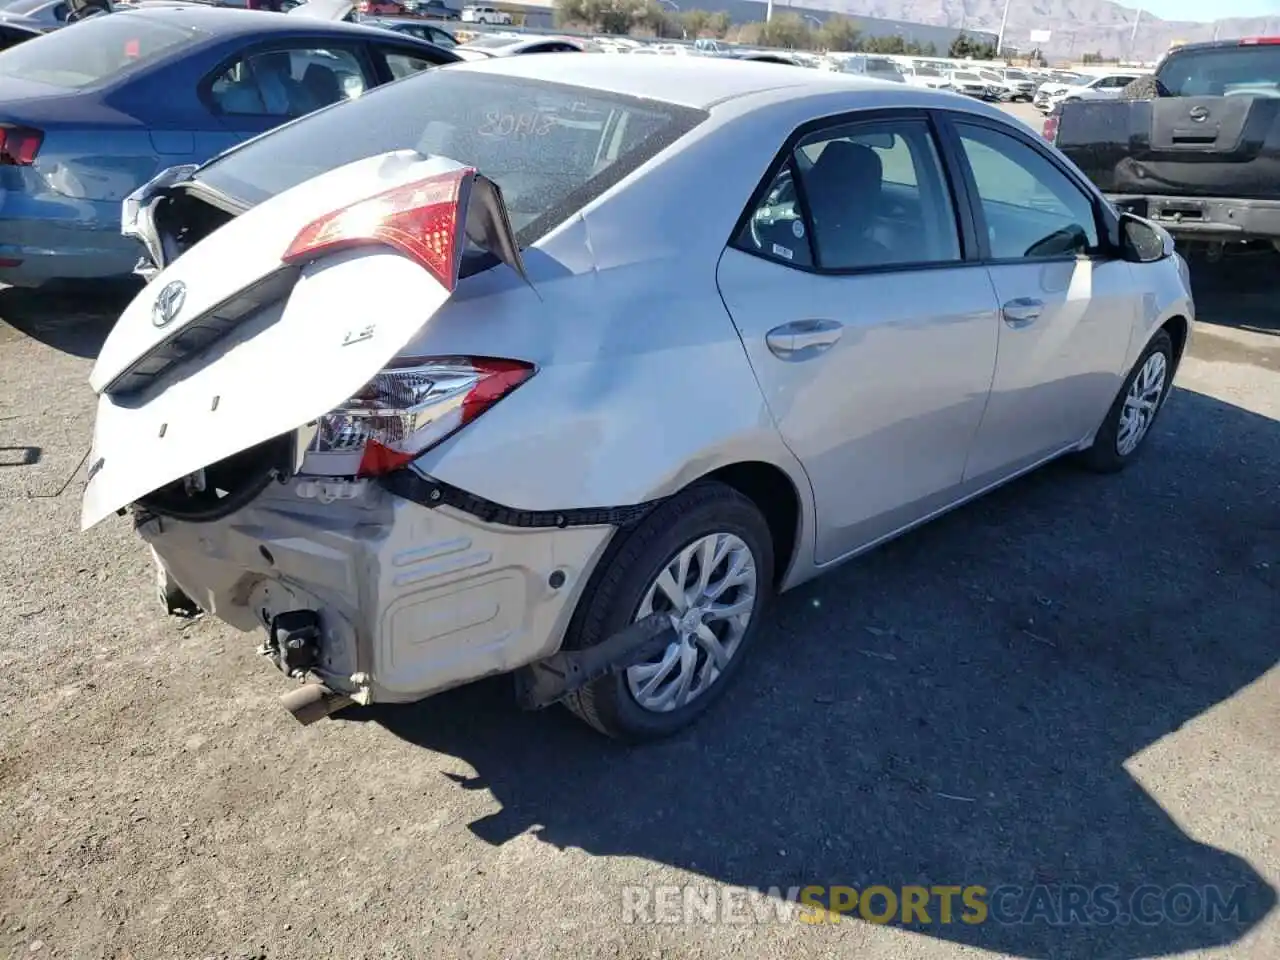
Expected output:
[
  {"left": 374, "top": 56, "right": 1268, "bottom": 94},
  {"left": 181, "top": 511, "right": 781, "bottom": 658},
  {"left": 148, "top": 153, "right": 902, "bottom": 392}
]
[{"left": 561, "top": 481, "right": 775, "bottom": 743}]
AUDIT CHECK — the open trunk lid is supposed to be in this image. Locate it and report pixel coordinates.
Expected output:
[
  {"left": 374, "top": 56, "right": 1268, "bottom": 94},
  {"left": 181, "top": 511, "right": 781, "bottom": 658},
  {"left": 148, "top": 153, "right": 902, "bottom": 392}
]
[{"left": 81, "top": 150, "right": 523, "bottom": 530}]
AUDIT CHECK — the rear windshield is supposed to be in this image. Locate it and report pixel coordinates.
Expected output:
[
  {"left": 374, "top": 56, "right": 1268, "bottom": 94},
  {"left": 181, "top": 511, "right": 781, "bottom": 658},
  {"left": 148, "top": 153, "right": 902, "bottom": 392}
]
[
  {"left": 0, "top": 13, "right": 200, "bottom": 89},
  {"left": 1158, "top": 45, "right": 1280, "bottom": 96},
  {"left": 195, "top": 70, "right": 706, "bottom": 245}
]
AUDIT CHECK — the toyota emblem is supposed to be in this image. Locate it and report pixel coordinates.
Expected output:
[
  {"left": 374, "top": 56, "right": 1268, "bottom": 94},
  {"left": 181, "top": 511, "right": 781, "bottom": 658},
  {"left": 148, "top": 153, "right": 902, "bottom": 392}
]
[
  {"left": 1188, "top": 105, "right": 1210, "bottom": 122},
  {"left": 152, "top": 280, "right": 187, "bottom": 328}
]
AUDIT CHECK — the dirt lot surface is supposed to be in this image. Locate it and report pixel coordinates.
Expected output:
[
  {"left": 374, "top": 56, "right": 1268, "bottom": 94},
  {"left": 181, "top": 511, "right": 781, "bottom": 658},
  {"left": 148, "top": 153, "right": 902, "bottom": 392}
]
[{"left": 2, "top": 104, "right": 1277, "bottom": 960}]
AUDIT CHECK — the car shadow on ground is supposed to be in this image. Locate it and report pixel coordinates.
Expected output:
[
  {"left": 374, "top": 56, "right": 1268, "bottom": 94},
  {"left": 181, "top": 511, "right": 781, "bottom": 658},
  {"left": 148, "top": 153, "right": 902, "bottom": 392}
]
[
  {"left": 360, "top": 385, "right": 1278, "bottom": 959},
  {"left": 0, "top": 281, "right": 139, "bottom": 359},
  {"left": 1187, "top": 249, "right": 1280, "bottom": 338}
]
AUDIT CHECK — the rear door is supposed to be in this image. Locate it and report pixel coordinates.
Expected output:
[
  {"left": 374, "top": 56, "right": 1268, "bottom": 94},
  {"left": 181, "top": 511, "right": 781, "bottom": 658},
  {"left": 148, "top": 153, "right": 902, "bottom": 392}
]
[
  {"left": 942, "top": 114, "right": 1135, "bottom": 480},
  {"left": 716, "top": 111, "right": 1000, "bottom": 565}
]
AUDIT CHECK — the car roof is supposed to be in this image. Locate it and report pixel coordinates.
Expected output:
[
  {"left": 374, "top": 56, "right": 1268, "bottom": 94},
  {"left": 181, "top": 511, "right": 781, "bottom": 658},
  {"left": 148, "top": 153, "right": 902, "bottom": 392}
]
[
  {"left": 451, "top": 54, "right": 931, "bottom": 109},
  {"left": 110, "top": 3, "right": 425, "bottom": 41}
]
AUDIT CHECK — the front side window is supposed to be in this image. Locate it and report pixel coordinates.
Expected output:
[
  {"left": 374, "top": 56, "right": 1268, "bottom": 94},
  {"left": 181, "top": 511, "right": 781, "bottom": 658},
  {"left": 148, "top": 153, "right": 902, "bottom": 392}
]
[
  {"left": 208, "top": 46, "right": 366, "bottom": 118},
  {"left": 379, "top": 48, "right": 437, "bottom": 80},
  {"left": 736, "top": 118, "right": 962, "bottom": 271},
  {"left": 954, "top": 121, "right": 1099, "bottom": 260}
]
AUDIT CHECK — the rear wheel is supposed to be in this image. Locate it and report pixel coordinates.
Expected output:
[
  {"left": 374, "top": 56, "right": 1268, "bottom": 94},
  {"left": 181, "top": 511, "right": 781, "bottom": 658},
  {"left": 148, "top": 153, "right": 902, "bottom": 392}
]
[
  {"left": 1079, "top": 329, "right": 1175, "bottom": 473},
  {"left": 562, "top": 481, "right": 774, "bottom": 742}
]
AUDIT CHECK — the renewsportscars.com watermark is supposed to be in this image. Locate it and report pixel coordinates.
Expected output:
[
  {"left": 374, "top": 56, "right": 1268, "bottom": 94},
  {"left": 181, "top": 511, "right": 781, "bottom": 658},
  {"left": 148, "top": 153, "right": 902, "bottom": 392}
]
[{"left": 621, "top": 884, "right": 1252, "bottom": 927}]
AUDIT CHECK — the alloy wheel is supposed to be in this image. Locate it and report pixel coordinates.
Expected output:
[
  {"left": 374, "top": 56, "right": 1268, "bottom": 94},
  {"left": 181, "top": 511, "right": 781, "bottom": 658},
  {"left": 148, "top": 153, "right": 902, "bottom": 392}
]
[
  {"left": 1116, "top": 351, "right": 1168, "bottom": 456},
  {"left": 625, "top": 533, "right": 758, "bottom": 713}
]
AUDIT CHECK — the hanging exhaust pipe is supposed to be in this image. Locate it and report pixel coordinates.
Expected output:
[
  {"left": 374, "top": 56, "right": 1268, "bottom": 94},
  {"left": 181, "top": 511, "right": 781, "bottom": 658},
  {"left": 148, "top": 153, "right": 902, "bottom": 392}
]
[{"left": 280, "top": 683, "right": 354, "bottom": 725}]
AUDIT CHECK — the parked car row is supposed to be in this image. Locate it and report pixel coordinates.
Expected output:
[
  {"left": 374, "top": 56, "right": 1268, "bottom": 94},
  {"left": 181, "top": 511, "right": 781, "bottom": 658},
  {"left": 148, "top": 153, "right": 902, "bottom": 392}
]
[
  {"left": 821, "top": 54, "right": 1084, "bottom": 103},
  {"left": 1033, "top": 69, "right": 1148, "bottom": 112}
]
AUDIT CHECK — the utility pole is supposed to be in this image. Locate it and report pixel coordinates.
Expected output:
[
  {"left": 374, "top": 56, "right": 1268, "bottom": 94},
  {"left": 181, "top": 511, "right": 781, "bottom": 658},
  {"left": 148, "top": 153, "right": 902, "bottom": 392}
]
[
  {"left": 996, "top": 0, "right": 1012, "bottom": 55},
  {"left": 1128, "top": 8, "right": 1142, "bottom": 59},
  {"left": 766, "top": 0, "right": 772, "bottom": 22}
]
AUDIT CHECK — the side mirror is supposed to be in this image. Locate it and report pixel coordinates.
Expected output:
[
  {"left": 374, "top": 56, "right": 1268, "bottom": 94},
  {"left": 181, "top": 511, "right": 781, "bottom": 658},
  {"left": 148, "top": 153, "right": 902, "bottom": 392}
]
[{"left": 1119, "top": 212, "right": 1174, "bottom": 263}]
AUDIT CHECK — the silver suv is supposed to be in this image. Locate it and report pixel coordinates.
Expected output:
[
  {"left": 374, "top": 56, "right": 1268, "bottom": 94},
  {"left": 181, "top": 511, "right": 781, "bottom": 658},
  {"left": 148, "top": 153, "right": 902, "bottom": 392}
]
[{"left": 840, "top": 55, "right": 905, "bottom": 83}]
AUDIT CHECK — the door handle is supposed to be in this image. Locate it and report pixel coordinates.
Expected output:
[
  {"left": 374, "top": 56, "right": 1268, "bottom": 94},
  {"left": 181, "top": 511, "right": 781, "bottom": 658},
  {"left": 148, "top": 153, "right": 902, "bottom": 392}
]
[
  {"left": 765, "top": 319, "right": 843, "bottom": 361},
  {"left": 1001, "top": 297, "right": 1044, "bottom": 328}
]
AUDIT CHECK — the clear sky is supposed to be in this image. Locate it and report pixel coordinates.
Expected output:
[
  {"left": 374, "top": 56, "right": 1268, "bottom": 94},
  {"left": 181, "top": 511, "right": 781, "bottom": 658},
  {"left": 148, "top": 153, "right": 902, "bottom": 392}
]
[{"left": 1134, "top": 0, "right": 1280, "bottom": 19}]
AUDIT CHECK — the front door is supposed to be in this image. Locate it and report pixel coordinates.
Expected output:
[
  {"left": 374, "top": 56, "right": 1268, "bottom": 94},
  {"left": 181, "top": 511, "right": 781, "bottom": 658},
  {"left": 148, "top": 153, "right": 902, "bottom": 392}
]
[
  {"left": 716, "top": 113, "right": 1001, "bottom": 565},
  {"left": 946, "top": 116, "right": 1136, "bottom": 481}
]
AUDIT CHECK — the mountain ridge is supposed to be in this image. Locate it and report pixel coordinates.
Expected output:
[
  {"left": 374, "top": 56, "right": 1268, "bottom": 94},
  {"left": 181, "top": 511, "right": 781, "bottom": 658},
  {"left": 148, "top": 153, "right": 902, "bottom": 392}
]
[{"left": 798, "top": 0, "right": 1280, "bottom": 59}]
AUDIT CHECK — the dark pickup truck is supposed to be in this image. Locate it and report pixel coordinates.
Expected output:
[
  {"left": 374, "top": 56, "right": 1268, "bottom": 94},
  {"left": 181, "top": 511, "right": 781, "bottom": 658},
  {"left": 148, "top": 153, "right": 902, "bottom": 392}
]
[{"left": 1049, "top": 37, "right": 1280, "bottom": 255}]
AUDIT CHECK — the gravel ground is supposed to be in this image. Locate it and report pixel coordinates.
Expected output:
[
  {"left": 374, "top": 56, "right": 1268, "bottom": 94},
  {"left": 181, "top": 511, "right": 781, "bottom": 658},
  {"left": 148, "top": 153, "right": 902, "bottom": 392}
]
[{"left": 1, "top": 103, "right": 1277, "bottom": 960}]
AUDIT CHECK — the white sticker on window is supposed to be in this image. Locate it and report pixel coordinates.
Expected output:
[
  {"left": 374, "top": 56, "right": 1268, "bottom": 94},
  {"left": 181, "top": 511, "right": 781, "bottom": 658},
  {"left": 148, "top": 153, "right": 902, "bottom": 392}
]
[
  {"left": 792, "top": 220, "right": 805, "bottom": 239},
  {"left": 771, "top": 243, "right": 794, "bottom": 261}
]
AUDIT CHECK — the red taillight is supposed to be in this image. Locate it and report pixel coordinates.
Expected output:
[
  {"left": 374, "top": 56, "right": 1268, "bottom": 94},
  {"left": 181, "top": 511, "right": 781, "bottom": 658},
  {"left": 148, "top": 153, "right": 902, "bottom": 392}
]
[
  {"left": 0, "top": 126, "right": 43, "bottom": 166},
  {"left": 1042, "top": 113, "right": 1059, "bottom": 143},
  {"left": 1239, "top": 36, "right": 1280, "bottom": 45},
  {"left": 283, "top": 169, "right": 474, "bottom": 290},
  {"left": 298, "top": 357, "right": 535, "bottom": 479}
]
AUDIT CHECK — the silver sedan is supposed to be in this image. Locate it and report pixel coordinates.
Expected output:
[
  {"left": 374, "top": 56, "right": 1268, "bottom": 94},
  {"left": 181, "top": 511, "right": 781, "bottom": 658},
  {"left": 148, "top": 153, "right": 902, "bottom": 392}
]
[{"left": 85, "top": 56, "right": 1194, "bottom": 742}]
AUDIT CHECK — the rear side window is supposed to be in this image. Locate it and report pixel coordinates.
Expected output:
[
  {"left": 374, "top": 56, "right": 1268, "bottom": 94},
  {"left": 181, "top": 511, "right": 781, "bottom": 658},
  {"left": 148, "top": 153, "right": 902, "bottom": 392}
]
[
  {"left": 208, "top": 47, "right": 367, "bottom": 117},
  {"left": 1158, "top": 46, "right": 1280, "bottom": 96},
  {"left": 196, "top": 70, "right": 705, "bottom": 245},
  {"left": 0, "top": 14, "right": 199, "bottom": 89},
  {"left": 737, "top": 118, "right": 961, "bottom": 271}
]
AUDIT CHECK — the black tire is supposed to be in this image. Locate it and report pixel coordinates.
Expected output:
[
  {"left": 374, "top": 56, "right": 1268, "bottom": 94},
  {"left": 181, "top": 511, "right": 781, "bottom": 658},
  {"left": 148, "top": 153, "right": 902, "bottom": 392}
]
[
  {"left": 561, "top": 481, "right": 775, "bottom": 742},
  {"left": 1078, "top": 329, "right": 1175, "bottom": 473}
]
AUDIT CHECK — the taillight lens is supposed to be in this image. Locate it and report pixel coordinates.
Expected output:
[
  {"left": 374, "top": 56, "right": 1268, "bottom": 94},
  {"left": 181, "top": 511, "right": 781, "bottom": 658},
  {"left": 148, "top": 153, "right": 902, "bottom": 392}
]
[
  {"left": 0, "top": 126, "right": 43, "bottom": 166},
  {"left": 283, "top": 168, "right": 475, "bottom": 290},
  {"left": 1240, "top": 36, "right": 1280, "bottom": 45},
  {"left": 298, "top": 357, "right": 534, "bottom": 478},
  {"left": 1042, "top": 113, "right": 1060, "bottom": 142}
]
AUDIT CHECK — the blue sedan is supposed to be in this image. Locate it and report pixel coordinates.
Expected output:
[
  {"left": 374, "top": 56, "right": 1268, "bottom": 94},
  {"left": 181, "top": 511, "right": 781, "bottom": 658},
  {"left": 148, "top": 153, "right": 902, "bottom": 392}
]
[{"left": 0, "top": 5, "right": 457, "bottom": 287}]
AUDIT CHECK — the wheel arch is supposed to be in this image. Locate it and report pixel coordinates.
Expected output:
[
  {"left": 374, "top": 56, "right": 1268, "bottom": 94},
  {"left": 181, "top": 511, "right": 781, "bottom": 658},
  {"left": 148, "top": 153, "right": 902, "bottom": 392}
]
[
  {"left": 700, "top": 460, "right": 804, "bottom": 590},
  {"left": 571, "top": 458, "right": 812, "bottom": 612},
  {"left": 1161, "top": 314, "right": 1190, "bottom": 371}
]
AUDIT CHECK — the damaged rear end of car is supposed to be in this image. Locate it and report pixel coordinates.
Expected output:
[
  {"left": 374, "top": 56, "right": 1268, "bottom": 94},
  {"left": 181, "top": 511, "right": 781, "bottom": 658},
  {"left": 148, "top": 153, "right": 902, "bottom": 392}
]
[{"left": 86, "top": 68, "right": 707, "bottom": 720}]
